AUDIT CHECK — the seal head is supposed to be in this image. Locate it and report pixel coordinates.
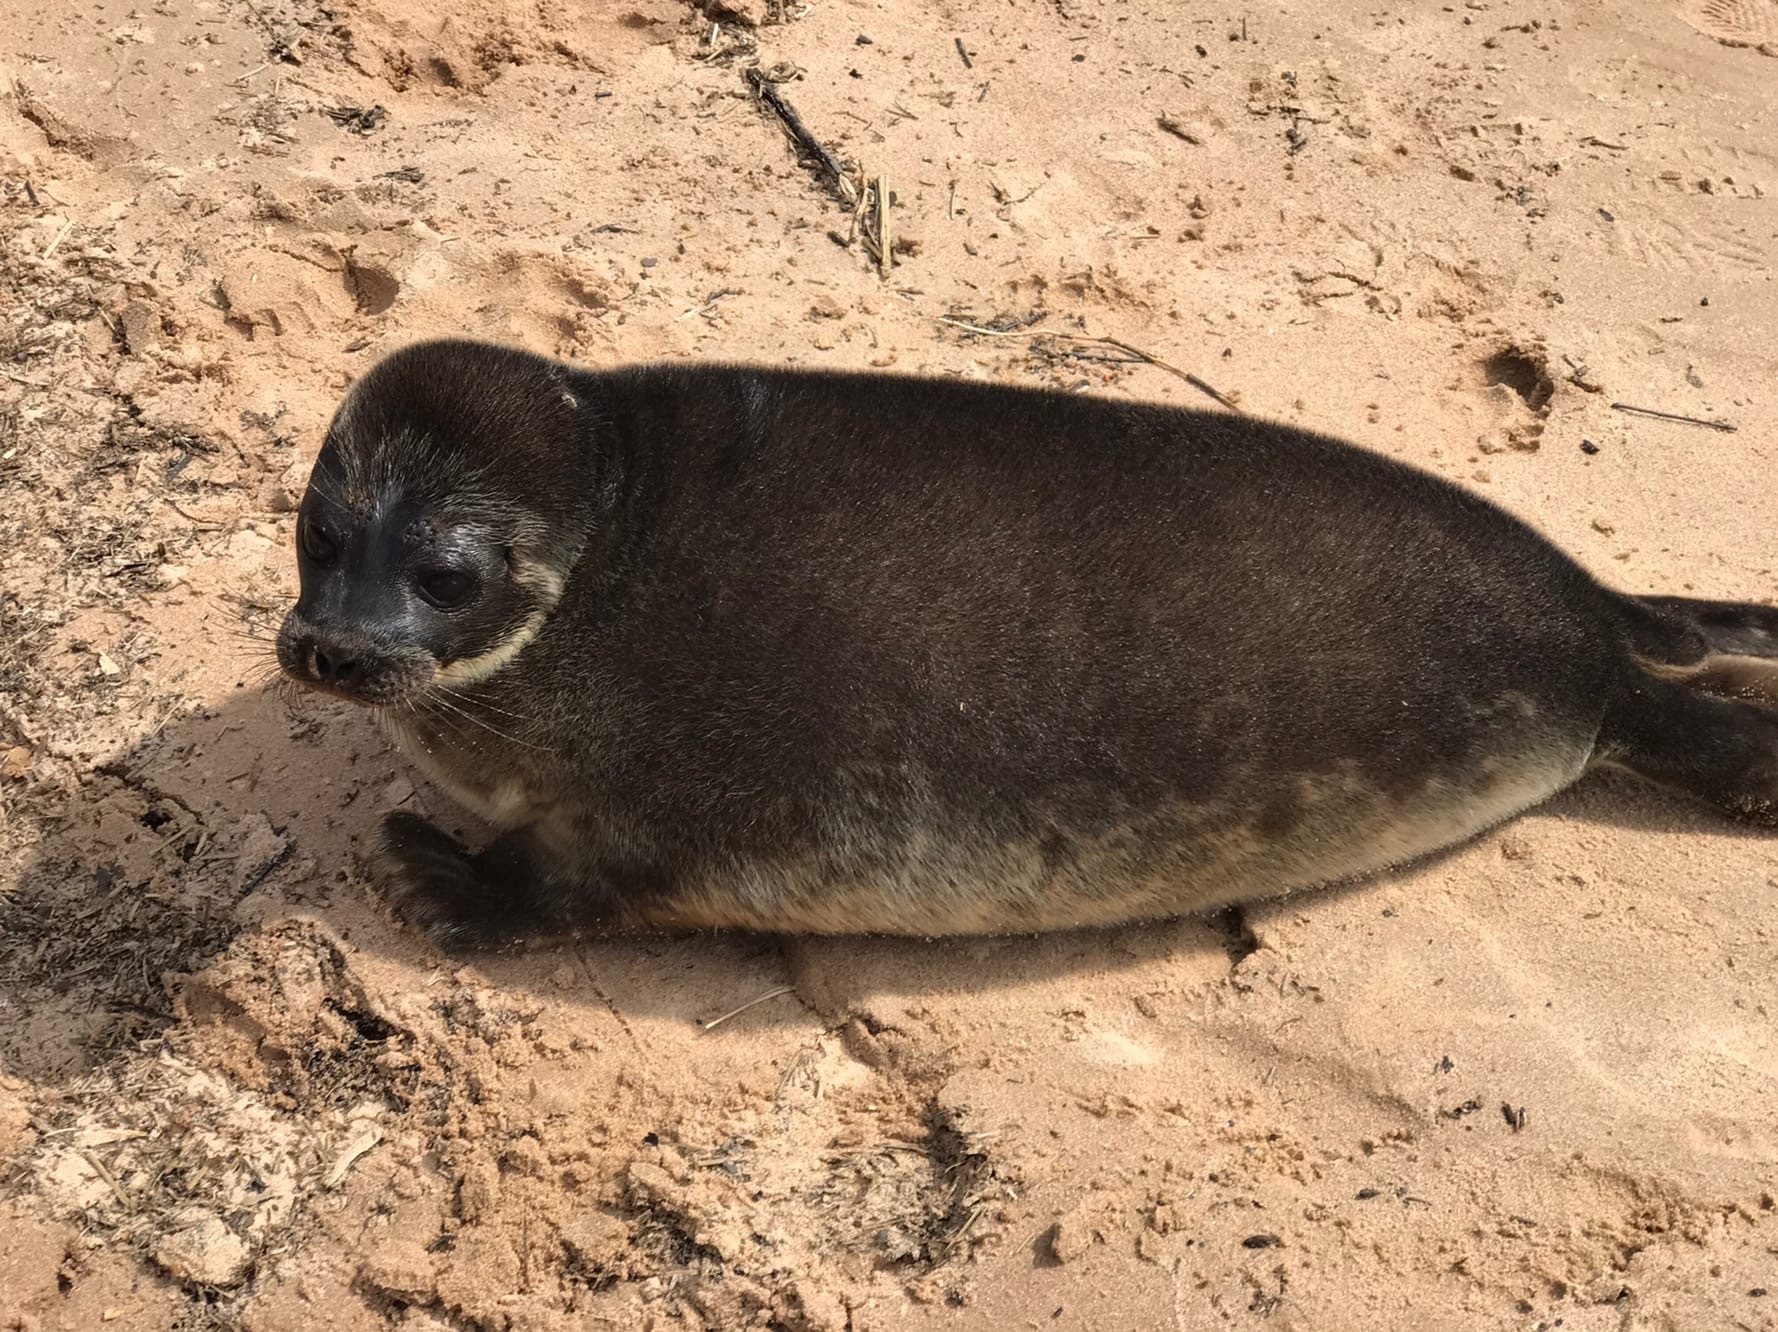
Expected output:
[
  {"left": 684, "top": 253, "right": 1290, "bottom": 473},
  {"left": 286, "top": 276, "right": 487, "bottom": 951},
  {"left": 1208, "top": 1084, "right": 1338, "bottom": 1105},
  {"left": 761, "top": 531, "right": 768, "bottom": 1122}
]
[{"left": 276, "top": 339, "right": 593, "bottom": 706}]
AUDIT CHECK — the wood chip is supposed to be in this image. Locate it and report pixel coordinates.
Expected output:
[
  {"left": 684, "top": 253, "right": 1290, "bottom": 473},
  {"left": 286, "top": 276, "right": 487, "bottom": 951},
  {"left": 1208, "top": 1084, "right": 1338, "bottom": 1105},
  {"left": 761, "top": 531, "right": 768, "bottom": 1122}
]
[{"left": 323, "top": 1126, "right": 384, "bottom": 1189}]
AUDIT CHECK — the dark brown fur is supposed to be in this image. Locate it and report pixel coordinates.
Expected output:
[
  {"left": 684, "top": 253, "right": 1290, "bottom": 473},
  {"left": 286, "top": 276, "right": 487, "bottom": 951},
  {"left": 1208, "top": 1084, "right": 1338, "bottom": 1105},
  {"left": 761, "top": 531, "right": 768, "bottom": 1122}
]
[{"left": 275, "top": 339, "right": 1778, "bottom": 949}]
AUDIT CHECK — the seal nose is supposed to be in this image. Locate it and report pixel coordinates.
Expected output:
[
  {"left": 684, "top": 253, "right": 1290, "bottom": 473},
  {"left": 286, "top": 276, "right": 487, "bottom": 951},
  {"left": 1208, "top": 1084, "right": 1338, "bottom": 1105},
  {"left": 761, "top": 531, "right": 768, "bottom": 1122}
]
[
  {"left": 309, "top": 643, "right": 364, "bottom": 688},
  {"left": 278, "top": 614, "right": 419, "bottom": 705}
]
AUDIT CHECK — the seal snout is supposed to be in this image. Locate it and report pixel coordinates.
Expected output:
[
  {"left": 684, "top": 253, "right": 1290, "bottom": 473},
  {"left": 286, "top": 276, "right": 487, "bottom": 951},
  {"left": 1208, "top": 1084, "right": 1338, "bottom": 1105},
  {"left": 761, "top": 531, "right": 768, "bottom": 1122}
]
[{"left": 276, "top": 613, "right": 435, "bottom": 707}]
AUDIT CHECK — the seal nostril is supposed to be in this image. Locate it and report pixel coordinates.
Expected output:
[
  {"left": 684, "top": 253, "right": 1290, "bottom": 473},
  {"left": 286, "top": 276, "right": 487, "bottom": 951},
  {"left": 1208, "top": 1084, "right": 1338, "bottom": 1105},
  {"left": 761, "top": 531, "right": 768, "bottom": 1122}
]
[{"left": 310, "top": 647, "right": 361, "bottom": 685}]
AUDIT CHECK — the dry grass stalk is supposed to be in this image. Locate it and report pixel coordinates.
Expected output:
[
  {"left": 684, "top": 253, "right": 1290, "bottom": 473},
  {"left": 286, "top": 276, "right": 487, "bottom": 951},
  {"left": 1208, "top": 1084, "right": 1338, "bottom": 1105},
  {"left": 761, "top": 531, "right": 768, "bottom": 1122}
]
[{"left": 937, "top": 316, "right": 1241, "bottom": 411}]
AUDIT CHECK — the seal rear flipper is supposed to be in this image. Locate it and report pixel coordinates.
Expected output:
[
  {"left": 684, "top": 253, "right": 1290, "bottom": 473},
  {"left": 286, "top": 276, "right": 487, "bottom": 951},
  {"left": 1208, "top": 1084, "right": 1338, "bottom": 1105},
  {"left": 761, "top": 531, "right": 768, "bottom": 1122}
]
[
  {"left": 1621, "top": 594, "right": 1778, "bottom": 705},
  {"left": 1633, "top": 594, "right": 1778, "bottom": 659},
  {"left": 378, "top": 811, "right": 561, "bottom": 950},
  {"left": 1594, "top": 674, "right": 1778, "bottom": 826}
]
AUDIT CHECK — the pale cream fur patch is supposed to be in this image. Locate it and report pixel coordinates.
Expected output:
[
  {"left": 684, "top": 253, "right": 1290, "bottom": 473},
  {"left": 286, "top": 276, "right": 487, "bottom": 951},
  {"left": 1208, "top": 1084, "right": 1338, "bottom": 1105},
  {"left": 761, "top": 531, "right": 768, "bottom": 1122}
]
[
  {"left": 649, "top": 741, "right": 1595, "bottom": 936},
  {"left": 1635, "top": 652, "right": 1778, "bottom": 705}
]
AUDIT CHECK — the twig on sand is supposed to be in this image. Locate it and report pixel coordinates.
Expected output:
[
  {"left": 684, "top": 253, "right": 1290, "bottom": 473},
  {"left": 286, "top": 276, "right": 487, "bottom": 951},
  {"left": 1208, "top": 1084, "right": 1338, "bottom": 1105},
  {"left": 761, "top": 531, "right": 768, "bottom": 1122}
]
[
  {"left": 842, "top": 171, "right": 892, "bottom": 278},
  {"left": 1609, "top": 401, "right": 1736, "bottom": 433},
  {"left": 162, "top": 497, "right": 232, "bottom": 529},
  {"left": 675, "top": 287, "right": 743, "bottom": 321},
  {"left": 77, "top": 1149, "right": 130, "bottom": 1207},
  {"left": 876, "top": 175, "right": 892, "bottom": 279},
  {"left": 700, "top": 984, "right": 795, "bottom": 1032},
  {"left": 41, "top": 217, "right": 76, "bottom": 259},
  {"left": 743, "top": 69, "right": 901, "bottom": 278},
  {"left": 323, "top": 1126, "right": 384, "bottom": 1189},
  {"left": 936, "top": 317, "right": 1241, "bottom": 411},
  {"left": 744, "top": 67, "right": 848, "bottom": 200}
]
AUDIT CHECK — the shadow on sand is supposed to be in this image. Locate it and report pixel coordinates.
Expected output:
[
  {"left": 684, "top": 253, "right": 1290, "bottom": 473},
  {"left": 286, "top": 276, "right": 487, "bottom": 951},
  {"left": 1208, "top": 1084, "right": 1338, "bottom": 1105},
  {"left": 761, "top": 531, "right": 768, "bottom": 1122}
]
[{"left": 3, "top": 667, "right": 1768, "bottom": 1090}]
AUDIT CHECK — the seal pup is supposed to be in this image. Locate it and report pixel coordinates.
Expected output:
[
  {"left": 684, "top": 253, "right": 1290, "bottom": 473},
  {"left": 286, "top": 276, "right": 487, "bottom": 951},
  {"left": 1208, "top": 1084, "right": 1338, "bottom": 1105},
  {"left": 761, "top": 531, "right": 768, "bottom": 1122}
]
[{"left": 275, "top": 338, "right": 1778, "bottom": 948}]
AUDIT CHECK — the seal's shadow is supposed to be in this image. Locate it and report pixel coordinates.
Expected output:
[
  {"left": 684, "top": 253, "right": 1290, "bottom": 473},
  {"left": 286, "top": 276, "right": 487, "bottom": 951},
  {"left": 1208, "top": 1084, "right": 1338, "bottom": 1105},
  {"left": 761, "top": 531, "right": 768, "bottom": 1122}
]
[{"left": 5, "top": 675, "right": 1769, "bottom": 1087}]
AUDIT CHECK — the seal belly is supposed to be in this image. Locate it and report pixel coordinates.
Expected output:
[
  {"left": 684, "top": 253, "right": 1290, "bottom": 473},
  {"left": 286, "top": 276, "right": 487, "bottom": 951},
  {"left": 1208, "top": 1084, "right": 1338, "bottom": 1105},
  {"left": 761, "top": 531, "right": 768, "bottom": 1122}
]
[{"left": 654, "top": 720, "right": 1598, "bottom": 935}]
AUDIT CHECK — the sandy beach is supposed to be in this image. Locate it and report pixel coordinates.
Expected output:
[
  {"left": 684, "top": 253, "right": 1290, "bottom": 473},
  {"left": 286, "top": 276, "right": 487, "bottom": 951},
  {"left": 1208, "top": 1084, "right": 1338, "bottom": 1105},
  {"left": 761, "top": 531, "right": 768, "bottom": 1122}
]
[{"left": 2, "top": 0, "right": 1775, "bottom": 1327}]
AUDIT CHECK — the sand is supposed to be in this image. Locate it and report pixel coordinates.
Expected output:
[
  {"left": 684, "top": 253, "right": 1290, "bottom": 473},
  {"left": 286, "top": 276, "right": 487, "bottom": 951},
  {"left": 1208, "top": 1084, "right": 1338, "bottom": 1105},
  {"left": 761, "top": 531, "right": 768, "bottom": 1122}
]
[{"left": 2, "top": 0, "right": 1776, "bottom": 1328}]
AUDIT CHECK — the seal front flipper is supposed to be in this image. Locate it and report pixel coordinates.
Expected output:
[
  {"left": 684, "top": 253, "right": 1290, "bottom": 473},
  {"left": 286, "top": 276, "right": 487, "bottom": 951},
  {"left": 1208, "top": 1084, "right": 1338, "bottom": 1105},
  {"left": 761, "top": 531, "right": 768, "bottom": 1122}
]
[{"left": 378, "top": 811, "right": 561, "bottom": 949}]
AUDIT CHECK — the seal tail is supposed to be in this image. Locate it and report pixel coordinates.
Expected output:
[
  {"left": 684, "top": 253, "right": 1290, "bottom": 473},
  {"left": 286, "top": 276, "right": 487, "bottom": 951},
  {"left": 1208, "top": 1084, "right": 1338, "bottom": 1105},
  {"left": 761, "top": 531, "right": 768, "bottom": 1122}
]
[{"left": 1620, "top": 592, "right": 1778, "bottom": 705}]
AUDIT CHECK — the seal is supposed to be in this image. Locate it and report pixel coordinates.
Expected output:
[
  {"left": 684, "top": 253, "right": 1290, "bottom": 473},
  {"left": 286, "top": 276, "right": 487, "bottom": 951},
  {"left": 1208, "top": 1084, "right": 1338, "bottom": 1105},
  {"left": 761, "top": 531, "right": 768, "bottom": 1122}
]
[{"left": 275, "top": 338, "right": 1778, "bottom": 949}]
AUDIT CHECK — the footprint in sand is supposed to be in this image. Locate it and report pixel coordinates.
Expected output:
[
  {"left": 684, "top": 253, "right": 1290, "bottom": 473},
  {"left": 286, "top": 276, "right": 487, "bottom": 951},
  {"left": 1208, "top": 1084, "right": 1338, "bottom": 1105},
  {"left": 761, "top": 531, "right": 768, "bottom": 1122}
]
[
  {"left": 1609, "top": 209, "right": 1767, "bottom": 275},
  {"left": 1677, "top": 0, "right": 1778, "bottom": 53}
]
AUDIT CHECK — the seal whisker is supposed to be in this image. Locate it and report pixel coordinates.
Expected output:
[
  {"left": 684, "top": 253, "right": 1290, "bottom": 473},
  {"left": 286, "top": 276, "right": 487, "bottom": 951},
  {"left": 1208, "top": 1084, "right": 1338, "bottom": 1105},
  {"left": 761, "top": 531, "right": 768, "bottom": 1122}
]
[
  {"left": 405, "top": 695, "right": 486, "bottom": 752},
  {"left": 229, "top": 645, "right": 285, "bottom": 675},
  {"left": 420, "top": 690, "right": 552, "bottom": 752},
  {"left": 225, "top": 635, "right": 282, "bottom": 659},
  {"left": 430, "top": 682, "right": 540, "bottom": 725},
  {"left": 404, "top": 692, "right": 516, "bottom": 761},
  {"left": 299, "top": 471, "right": 352, "bottom": 513}
]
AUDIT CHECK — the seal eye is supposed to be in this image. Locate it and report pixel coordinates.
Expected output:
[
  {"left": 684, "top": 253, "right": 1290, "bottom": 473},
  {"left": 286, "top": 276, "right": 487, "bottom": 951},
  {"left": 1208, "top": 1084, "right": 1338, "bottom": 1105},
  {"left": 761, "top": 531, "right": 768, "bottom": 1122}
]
[
  {"left": 300, "top": 519, "right": 337, "bottom": 563},
  {"left": 416, "top": 568, "right": 477, "bottom": 610}
]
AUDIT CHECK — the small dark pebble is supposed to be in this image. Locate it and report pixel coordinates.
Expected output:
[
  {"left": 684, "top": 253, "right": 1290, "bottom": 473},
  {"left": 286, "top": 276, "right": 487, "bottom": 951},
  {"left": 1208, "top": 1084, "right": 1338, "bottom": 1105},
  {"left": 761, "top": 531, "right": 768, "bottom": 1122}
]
[
  {"left": 1436, "top": 1055, "right": 1454, "bottom": 1074},
  {"left": 1356, "top": 1188, "right": 1381, "bottom": 1200},
  {"left": 1581, "top": 440, "right": 1600, "bottom": 455},
  {"left": 1073, "top": 53, "right": 1086, "bottom": 62},
  {"left": 1443, "top": 1098, "right": 1482, "bottom": 1119},
  {"left": 595, "top": 90, "right": 613, "bottom": 99},
  {"left": 850, "top": 69, "right": 862, "bottom": 78},
  {"left": 1195, "top": 43, "right": 1209, "bottom": 56},
  {"left": 1751, "top": 1288, "right": 1768, "bottom": 1298},
  {"left": 1242, "top": 1233, "right": 1281, "bottom": 1249},
  {"left": 641, "top": 257, "right": 658, "bottom": 269},
  {"left": 856, "top": 34, "right": 872, "bottom": 44},
  {"left": 1701, "top": 296, "right": 1710, "bottom": 306},
  {"left": 1599, "top": 207, "right": 1615, "bottom": 221},
  {"left": 642, "top": 1131, "right": 660, "bottom": 1145}
]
